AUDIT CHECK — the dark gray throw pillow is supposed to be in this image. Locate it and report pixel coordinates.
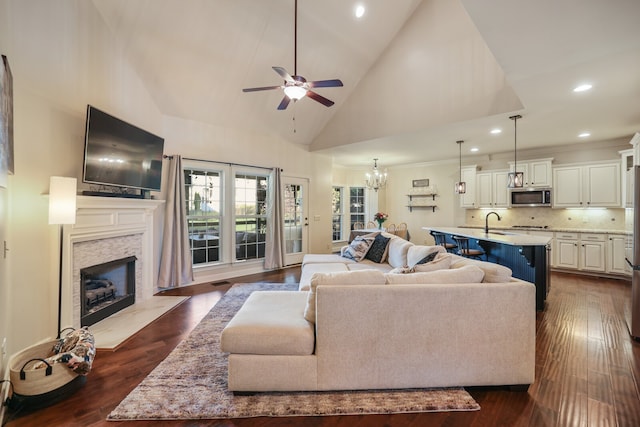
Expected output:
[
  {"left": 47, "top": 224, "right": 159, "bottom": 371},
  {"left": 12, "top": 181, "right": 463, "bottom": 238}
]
[
  {"left": 365, "top": 234, "right": 391, "bottom": 263},
  {"left": 415, "top": 251, "right": 438, "bottom": 265}
]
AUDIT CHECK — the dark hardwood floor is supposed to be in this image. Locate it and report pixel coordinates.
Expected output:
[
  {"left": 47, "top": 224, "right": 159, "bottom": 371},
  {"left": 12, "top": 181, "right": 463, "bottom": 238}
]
[{"left": 4, "top": 269, "right": 640, "bottom": 426}]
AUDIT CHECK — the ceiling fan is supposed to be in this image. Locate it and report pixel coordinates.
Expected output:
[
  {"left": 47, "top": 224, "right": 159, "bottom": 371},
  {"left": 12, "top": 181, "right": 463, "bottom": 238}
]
[{"left": 242, "top": 0, "right": 343, "bottom": 110}]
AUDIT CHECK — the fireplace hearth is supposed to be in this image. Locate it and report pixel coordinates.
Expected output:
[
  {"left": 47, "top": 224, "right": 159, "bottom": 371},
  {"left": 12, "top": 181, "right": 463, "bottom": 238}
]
[{"left": 80, "top": 256, "right": 136, "bottom": 327}]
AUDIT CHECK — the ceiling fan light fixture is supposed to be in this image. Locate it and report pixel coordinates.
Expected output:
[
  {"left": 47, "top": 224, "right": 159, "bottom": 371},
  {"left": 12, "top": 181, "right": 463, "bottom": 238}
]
[{"left": 283, "top": 85, "right": 307, "bottom": 100}]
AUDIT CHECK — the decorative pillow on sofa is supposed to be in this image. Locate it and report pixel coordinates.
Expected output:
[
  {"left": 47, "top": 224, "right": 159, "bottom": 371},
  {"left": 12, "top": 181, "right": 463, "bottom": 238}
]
[
  {"left": 406, "top": 245, "right": 446, "bottom": 268},
  {"left": 386, "top": 238, "right": 413, "bottom": 269},
  {"left": 341, "top": 235, "right": 375, "bottom": 261},
  {"left": 412, "top": 252, "right": 453, "bottom": 272},
  {"left": 449, "top": 256, "right": 512, "bottom": 283},
  {"left": 303, "top": 270, "right": 386, "bottom": 323},
  {"left": 384, "top": 264, "right": 485, "bottom": 285},
  {"left": 365, "top": 233, "right": 391, "bottom": 263}
]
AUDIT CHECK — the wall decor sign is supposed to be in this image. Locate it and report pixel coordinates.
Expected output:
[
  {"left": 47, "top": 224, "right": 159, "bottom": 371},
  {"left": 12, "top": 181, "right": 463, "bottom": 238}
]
[
  {"left": 0, "top": 54, "right": 14, "bottom": 188},
  {"left": 412, "top": 179, "right": 429, "bottom": 187}
]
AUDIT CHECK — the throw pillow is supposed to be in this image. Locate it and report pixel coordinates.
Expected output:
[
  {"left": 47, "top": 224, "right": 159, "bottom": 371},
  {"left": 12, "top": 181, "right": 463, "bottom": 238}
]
[
  {"left": 406, "top": 245, "right": 446, "bottom": 268},
  {"left": 365, "top": 233, "right": 391, "bottom": 263},
  {"left": 415, "top": 251, "right": 438, "bottom": 265},
  {"left": 384, "top": 264, "right": 485, "bottom": 285},
  {"left": 449, "top": 257, "right": 512, "bottom": 283},
  {"left": 303, "top": 270, "right": 386, "bottom": 323},
  {"left": 386, "top": 239, "right": 413, "bottom": 268},
  {"left": 412, "top": 252, "right": 452, "bottom": 272},
  {"left": 341, "top": 235, "right": 375, "bottom": 261}
]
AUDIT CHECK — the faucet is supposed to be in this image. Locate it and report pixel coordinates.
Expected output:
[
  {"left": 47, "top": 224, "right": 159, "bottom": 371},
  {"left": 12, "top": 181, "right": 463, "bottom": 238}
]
[{"left": 485, "top": 211, "right": 501, "bottom": 233}]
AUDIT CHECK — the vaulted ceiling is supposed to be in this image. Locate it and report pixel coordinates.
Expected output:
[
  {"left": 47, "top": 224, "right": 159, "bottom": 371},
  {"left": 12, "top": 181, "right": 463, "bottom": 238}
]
[{"left": 91, "top": 0, "right": 640, "bottom": 168}]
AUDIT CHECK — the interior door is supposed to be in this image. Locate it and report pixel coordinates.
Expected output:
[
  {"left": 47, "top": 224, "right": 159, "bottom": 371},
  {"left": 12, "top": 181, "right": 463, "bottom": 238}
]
[{"left": 283, "top": 177, "right": 309, "bottom": 265}]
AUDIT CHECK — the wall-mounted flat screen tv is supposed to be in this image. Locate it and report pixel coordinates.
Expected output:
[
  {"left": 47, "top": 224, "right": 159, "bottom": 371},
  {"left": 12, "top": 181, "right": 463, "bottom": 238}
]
[{"left": 83, "top": 105, "right": 164, "bottom": 192}]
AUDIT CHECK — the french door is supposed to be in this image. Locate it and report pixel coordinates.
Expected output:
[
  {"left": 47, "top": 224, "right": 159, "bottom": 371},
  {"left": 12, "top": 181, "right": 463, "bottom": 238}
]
[{"left": 283, "top": 177, "right": 309, "bottom": 266}]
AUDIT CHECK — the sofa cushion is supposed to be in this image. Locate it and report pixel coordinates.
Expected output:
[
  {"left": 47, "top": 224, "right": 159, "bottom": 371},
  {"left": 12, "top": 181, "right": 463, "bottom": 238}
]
[
  {"left": 299, "top": 263, "right": 350, "bottom": 291},
  {"left": 303, "top": 270, "right": 386, "bottom": 323},
  {"left": 384, "top": 264, "right": 485, "bottom": 285},
  {"left": 449, "top": 255, "right": 513, "bottom": 283},
  {"left": 341, "top": 235, "right": 375, "bottom": 261},
  {"left": 365, "top": 233, "right": 391, "bottom": 263},
  {"left": 406, "top": 245, "right": 445, "bottom": 268},
  {"left": 221, "top": 291, "right": 314, "bottom": 356},
  {"left": 386, "top": 238, "right": 413, "bottom": 268},
  {"left": 412, "top": 252, "right": 453, "bottom": 272},
  {"left": 302, "top": 254, "right": 356, "bottom": 266}
]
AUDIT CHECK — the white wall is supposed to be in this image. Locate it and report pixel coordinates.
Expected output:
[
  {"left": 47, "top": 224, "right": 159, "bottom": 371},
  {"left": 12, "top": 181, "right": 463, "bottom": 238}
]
[{"left": 0, "top": 0, "right": 335, "bottom": 370}]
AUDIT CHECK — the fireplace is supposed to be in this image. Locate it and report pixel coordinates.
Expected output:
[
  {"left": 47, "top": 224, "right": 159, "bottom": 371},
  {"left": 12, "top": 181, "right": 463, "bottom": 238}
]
[{"left": 80, "top": 256, "right": 136, "bottom": 327}]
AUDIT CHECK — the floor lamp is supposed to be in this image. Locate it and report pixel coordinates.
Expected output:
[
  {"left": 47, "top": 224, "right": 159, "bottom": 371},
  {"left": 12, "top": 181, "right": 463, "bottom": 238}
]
[{"left": 48, "top": 176, "right": 77, "bottom": 337}]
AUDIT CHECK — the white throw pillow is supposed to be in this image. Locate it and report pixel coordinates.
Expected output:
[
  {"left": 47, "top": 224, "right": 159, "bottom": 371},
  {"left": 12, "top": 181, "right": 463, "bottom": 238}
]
[
  {"left": 449, "top": 256, "right": 512, "bottom": 283},
  {"left": 386, "top": 238, "right": 413, "bottom": 268},
  {"left": 412, "top": 252, "right": 453, "bottom": 272},
  {"left": 406, "top": 245, "right": 446, "bottom": 268},
  {"left": 303, "top": 270, "right": 386, "bottom": 323},
  {"left": 384, "top": 264, "right": 485, "bottom": 285}
]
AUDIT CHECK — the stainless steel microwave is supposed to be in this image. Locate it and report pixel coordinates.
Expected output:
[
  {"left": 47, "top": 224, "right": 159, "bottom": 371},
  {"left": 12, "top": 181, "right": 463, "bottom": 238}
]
[{"left": 509, "top": 188, "right": 552, "bottom": 207}]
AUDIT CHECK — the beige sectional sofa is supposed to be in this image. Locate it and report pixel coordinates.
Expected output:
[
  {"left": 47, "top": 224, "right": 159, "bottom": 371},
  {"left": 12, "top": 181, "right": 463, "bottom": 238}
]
[{"left": 221, "top": 232, "right": 536, "bottom": 392}]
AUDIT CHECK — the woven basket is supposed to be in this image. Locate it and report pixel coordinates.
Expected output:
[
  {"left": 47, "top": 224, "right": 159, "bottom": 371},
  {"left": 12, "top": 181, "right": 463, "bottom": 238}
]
[{"left": 9, "top": 340, "right": 79, "bottom": 397}]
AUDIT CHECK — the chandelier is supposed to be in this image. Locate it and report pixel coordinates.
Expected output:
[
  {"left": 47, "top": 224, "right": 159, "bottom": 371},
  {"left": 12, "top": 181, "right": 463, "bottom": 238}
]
[
  {"left": 365, "top": 158, "right": 388, "bottom": 192},
  {"left": 454, "top": 140, "right": 466, "bottom": 194},
  {"left": 507, "top": 114, "right": 524, "bottom": 188}
]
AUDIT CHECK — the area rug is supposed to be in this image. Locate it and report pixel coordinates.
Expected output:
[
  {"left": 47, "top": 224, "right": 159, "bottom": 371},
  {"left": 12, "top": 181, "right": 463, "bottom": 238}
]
[{"left": 107, "top": 282, "right": 480, "bottom": 420}]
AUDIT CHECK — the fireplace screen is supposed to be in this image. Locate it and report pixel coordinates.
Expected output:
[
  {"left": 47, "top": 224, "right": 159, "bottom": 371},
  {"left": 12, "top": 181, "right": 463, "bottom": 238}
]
[{"left": 80, "top": 256, "right": 136, "bottom": 327}]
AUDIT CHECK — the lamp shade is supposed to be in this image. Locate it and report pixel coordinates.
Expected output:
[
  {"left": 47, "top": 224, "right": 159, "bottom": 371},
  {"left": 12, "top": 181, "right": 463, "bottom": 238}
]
[{"left": 48, "top": 176, "right": 77, "bottom": 225}]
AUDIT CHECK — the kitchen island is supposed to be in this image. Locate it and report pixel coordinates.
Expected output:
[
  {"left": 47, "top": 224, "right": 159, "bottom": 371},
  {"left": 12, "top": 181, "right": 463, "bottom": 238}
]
[{"left": 424, "top": 227, "right": 552, "bottom": 311}]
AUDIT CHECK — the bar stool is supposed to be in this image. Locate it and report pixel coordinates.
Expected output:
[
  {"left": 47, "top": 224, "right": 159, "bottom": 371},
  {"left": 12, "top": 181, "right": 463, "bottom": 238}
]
[
  {"left": 431, "top": 231, "right": 456, "bottom": 253},
  {"left": 452, "top": 236, "right": 485, "bottom": 260}
]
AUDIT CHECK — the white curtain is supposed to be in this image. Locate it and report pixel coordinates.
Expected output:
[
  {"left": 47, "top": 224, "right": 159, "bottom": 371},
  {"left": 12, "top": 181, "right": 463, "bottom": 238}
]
[
  {"left": 158, "top": 155, "right": 194, "bottom": 287},
  {"left": 264, "top": 167, "right": 285, "bottom": 269}
]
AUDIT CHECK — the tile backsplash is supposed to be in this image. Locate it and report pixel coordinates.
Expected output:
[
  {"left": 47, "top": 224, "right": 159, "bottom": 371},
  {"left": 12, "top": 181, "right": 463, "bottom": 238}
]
[{"left": 465, "top": 207, "right": 625, "bottom": 231}]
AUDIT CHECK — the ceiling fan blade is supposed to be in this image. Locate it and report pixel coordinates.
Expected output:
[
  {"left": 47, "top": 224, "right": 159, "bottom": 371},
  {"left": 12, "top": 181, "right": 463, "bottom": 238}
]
[
  {"left": 306, "top": 90, "right": 335, "bottom": 107},
  {"left": 272, "top": 66, "right": 295, "bottom": 83},
  {"left": 308, "top": 79, "right": 343, "bottom": 88},
  {"left": 277, "top": 96, "right": 291, "bottom": 110},
  {"left": 242, "top": 85, "right": 282, "bottom": 92}
]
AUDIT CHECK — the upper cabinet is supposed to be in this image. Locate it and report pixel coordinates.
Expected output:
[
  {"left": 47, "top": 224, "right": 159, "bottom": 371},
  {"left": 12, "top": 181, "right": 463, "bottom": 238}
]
[
  {"left": 621, "top": 149, "right": 634, "bottom": 208},
  {"left": 459, "top": 166, "right": 477, "bottom": 208},
  {"left": 508, "top": 158, "right": 553, "bottom": 187},
  {"left": 553, "top": 162, "right": 621, "bottom": 208},
  {"left": 476, "top": 170, "right": 509, "bottom": 208}
]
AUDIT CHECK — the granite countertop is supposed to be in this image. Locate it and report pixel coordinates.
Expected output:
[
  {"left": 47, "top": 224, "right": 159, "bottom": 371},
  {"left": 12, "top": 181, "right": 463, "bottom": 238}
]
[
  {"left": 460, "top": 225, "right": 627, "bottom": 235},
  {"left": 424, "top": 226, "right": 552, "bottom": 246}
]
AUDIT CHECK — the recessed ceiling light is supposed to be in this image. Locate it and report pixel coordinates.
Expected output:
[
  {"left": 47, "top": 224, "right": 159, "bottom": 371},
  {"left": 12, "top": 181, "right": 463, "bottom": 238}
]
[
  {"left": 573, "top": 84, "right": 592, "bottom": 92},
  {"left": 578, "top": 132, "right": 591, "bottom": 138},
  {"left": 470, "top": 147, "right": 479, "bottom": 152},
  {"left": 355, "top": 5, "right": 365, "bottom": 18},
  {"left": 490, "top": 128, "right": 502, "bottom": 134}
]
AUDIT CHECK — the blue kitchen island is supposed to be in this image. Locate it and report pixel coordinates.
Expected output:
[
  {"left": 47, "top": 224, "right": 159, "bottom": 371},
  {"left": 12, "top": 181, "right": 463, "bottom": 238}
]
[{"left": 424, "top": 227, "right": 552, "bottom": 311}]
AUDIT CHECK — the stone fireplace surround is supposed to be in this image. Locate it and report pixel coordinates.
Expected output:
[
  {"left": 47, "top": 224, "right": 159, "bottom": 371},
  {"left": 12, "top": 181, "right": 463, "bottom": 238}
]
[{"left": 61, "top": 196, "right": 164, "bottom": 329}]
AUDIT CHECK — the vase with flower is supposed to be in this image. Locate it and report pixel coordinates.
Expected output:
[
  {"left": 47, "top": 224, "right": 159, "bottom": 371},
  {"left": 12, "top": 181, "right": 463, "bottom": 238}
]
[{"left": 373, "top": 212, "right": 388, "bottom": 230}]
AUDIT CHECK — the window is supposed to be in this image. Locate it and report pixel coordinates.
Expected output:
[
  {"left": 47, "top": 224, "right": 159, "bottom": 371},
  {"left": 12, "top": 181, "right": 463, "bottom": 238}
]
[
  {"left": 234, "top": 173, "right": 268, "bottom": 261},
  {"left": 183, "top": 161, "right": 270, "bottom": 266},
  {"left": 332, "top": 187, "right": 343, "bottom": 241},
  {"left": 349, "top": 187, "right": 365, "bottom": 230},
  {"left": 184, "top": 169, "right": 221, "bottom": 265}
]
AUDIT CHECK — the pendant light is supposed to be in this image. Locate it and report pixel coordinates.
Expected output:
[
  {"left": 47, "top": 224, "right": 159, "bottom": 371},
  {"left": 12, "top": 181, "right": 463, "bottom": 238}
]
[
  {"left": 454, "top": 140, "right": 466, "bottom": 194},
  {"left": 365, "top": 158, "right": 388, "bottom": 192},
  {"left": 507, "top": 114, "right": 524, "bottom": 188}
]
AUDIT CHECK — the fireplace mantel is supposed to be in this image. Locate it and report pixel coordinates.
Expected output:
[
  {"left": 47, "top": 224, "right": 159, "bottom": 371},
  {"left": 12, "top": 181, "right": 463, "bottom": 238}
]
[{"left": 61, "top": 196, "right": 164, "bottom": 329}]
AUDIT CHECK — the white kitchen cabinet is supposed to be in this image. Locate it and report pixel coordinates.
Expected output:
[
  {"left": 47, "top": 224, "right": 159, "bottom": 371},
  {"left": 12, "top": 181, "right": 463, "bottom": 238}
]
[
  {"left": 607, "top": 234, "right": 630, "bottom": 275},
  {"left": 476, "top": 170, "right": 509, "bottom": 208},
  {"left": 553, "top": 162, "right": 620, "bottom": 208},
  {"left": 621, "top": 149, "right": 634, "bottom": 208},
  {"left": 509, "top": 158, "right": 553, "bottom": 187},
  {"left": 555, "top": 232, "right": 579, "bottom": 269},
  {"left": 580, "top": 233, "right": 606, "bottom": 272},
  {"left": 459, "top": 166, "right": 477, "bottom": 208}
]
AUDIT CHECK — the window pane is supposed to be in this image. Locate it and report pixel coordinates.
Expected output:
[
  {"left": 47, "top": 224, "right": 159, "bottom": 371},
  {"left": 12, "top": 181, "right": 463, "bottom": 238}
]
[
  {"left": 235, "top": 173, "right": 268, "bottom": 261},
  {"left": 349, "top": 187, "right": 365, "bottom": 229},
  {"left": 184, "top": 169, "right": 221, "bottom": 265},
  {"left": 332, "top": 187, "right": 343, "bottom": 241}
]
